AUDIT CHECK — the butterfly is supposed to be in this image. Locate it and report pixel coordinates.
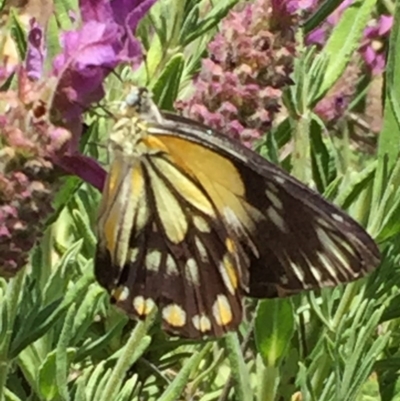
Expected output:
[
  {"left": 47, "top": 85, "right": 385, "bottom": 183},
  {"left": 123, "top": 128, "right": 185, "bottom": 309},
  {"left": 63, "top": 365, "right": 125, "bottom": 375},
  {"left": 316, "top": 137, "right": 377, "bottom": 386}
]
[{"left": 94, "top": 86, "right": 380, "bottom": 339}]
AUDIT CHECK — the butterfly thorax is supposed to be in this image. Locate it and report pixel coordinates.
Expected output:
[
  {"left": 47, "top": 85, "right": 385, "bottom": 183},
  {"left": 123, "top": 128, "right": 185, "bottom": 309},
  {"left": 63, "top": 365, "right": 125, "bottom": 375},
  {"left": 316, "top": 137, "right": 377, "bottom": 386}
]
[{"left": 108, "top": 87, "right": 165, "bottom": 160}]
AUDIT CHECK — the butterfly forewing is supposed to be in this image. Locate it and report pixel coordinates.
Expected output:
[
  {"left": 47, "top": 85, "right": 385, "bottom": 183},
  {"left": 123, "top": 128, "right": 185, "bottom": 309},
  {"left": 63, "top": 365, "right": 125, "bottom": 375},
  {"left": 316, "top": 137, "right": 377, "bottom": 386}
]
[{"left": 95, "top": 86, "right": 380, "bottom": 339}]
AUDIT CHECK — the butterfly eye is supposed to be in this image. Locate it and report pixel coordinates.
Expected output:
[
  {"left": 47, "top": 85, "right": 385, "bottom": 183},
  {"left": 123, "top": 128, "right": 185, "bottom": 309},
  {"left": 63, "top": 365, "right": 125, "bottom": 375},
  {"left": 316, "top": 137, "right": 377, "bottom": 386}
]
[{"left": 124, "top": 87, "right": 149, "bottom": 109}]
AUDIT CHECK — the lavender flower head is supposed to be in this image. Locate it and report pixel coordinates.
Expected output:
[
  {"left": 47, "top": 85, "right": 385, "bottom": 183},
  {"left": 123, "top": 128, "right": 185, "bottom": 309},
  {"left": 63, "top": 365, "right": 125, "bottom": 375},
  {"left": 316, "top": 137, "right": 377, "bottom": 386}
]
[
  {"left": 176, "top": 0, "right": 306, "bottom": 147},
  {"left": 0, "top": 0, "right": 156, "bottom": 277}
]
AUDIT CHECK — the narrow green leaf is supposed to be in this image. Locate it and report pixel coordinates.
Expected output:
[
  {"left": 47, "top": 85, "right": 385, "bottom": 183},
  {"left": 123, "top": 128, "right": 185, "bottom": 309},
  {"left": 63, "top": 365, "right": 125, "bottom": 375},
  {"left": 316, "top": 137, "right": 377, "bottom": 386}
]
[
  {"left": 378, "top": 1, "right": 400, "bottom": 169},
  {"left": 86, "top": 363, "right": 110, "bottom": 401},
  {"left": 304, "top": 0, "right": 350, "bottom": 33},
  {"left": 56, "top": 305, "right": 76, "bottom": 401},
  {"left": 72, "top": 209, "right": 97, "bottom": 250},
  {"left": 334, "top": 160, "right": 377, "bottom": 210},
  {"left": 180, "top": 0, "right": 238, "bottom": 46},
  {"left": 10, "top": 10, "right": 27, "bottom": 60},
  {"left": 313, "top": 0, "right": 376, "bottom": 102},
  {"left": 310, "top": 118, "right": 332, "bottom": 193},
  {"left": 10, "top": 266, "right": 94, "bottom": 358},
  {"left": 158, "top": 343, "right": 212, "bottom": 401},
  {"left": 75, "top": 317, "right": 127, "bottom": 362},
  {"left": 70, "top": 285, "right": 104, "bottom": 344},
  {"left": 152, "top": 53, "right": 185, "bottom": 110},
  {"left": 99, "top": 311, "right": 156, "bottom": 401},
  {"left": 38, "top": 352, "right": 59, "bottom": 401},
  {"left": 37, "top": 348, "right": 75, "bottom": 401},
  {"left": 4, "top": 388, "right": 22, "bottom": 401},
  {"left": 224, "top": 332, "right": 252, "bottom": 401}
]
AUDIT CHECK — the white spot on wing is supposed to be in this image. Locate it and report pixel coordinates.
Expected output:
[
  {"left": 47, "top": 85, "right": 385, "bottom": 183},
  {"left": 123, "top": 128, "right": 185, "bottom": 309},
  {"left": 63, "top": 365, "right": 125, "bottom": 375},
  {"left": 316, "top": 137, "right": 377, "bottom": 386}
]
[
  {"left": 145, "top": 249, "right": 161, "bottom": 272},
  {"left": 290, "top": 260, "right": 306, "bottom": 283},
  {"left": 129, "top": 248, "right": 140, "bottom": 263},
  {"left": 266, "top": 182, "right": 279, "bottom": 193},
  {"left": 280, "top": 274, "right": 289, "bottom": 285},
  {"left": 317, "top": 252, "right": 340, "bottom": 283},
  {"left": 192, "top": 314, "right": 212, "bottom": 332},
  {"left": 224, "top": 207, "right": 259, "bottom": 258},
  {"left": 166, "top": 254, "right": 179, "bottom": 276},
  {"left": 133, "top": 296, "right": 155, "bottom": 316},
  {"left": 194, "top": 236, "right": 209, "bottom": 263},
  {"left": 316, "top": 217, "right": 333, "bottom": 230},
  {"left": 185, "top": 258, "right": 200, "bottom": 286},
  {"left": 332, "top": 213, "right": 344, "bottom": 223},
  {"left": 315, "top": 227, "right": 352, "bottom": 277},
  {"left": 212, "top": 294, "right": 233, "bottom": 326},
  {"left": 112, "top": 286, "right": 130, "bottom": 302},
  {"left": 265, "top": 189, "right": 283, "bottom": 210},
  {"left": 193, "top": 215, "right": 211, "bottom": 233},
  {"left": 218, "top": 257, "right": 236, "bottom": 295},
  {"left": 267, "top": 206, "right": 288, "bottom": 233},
  {"left": 275, "top": 176, "right": 286, "bottom": 185},
  {"left": 162, "top": 303, "right": 186, "bottom": 327}
]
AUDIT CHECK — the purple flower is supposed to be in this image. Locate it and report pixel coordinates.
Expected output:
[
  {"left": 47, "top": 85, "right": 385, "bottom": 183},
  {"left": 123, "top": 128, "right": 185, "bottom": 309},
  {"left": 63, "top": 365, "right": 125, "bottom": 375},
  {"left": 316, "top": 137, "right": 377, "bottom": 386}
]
[
  {"left": 176, "top": 0, "right": 296, "bottom": 147},
  {"left": 360, "top": 15, "right": 393, "bottom": 75},
  {"left": 48, "top": 0, "right": 156, "bottom": 188},
  {"left": 25, "top": 19, "right": 46, "bottom": 81},
  {"left": 0, "top": 0, "right": 156, "bottom": 276}
]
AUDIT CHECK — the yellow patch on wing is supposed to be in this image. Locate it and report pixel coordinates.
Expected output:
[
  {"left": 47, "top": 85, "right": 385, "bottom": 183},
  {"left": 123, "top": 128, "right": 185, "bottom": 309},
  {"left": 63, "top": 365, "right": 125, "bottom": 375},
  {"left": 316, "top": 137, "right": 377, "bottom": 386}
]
[
  {"left": 151, "top": 157, "right": 215, "bottom": 217},
  {"left": 111, "top": 286, "right": 130, "bottom": 302},
  {"left": 212, "top": 295, "right": 233, "bottom": 326},
  {"left": 192, "top": 314, "right": 212, "bottom": 333},
  {"left": 223, "top": 254, "right": 238, "bottom": 291},
  {"left": 142, "top": 135, "right": 169, "bottom": 152},
  {"left": 162, "top": 304, "right": 187, "bottom": 327},
  {"left": 146, "top": 162, "right": 188, "bottom": 243},
  {"left": 225, "top": 238, "right": 235, "bottom": 253},
  {"left": 99, "top": 161, "right": 146, "bottom": 266},
  {"left": 133, "top": 296, "right": 156, "bottom": 316},
  {"left": 156, "top": 136, "right": 245, "bottom": 196},
  {"left": 154, "top": 135, "right": 263, "bottom": 235}
]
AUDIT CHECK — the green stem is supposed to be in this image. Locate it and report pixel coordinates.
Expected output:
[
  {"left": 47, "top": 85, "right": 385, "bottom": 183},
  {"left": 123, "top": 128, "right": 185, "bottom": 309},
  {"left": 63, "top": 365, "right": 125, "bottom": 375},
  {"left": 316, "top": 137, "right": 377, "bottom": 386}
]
[
  {"left": 99, "top": 308, "right": 157, "bottom": 401},
  {"left": 224, "top": 332, "right": 252, "bottom": 401},
  {"left": 257, "top": 363, "right": 279, "bottom": 401},
  {"left": 0, "top": 268, "right": 27, "bottom": 401},
  {"left": 310, "top": 283, "right": 361, "bottom": 397},
  {"left": 292, "top": 112, "right": 312, "bottom": 184},
  {"left": 332, "top": 282, "right": 360, "bottom": 329}
]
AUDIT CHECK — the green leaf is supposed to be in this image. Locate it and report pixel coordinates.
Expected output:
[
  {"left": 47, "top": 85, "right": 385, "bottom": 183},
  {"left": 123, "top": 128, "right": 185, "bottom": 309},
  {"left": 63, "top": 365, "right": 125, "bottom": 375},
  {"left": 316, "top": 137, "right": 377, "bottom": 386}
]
[
  {"left": 312, "top": 0, "right": 376, "bottom": 102},
  {"left": 38, "top": 352, "right": 60, "bottom": 401},
  {"left": 38, "top": 348, "right": 75, "bottom": 401},
  {"left": 158, "top": 343, "right": 212, "bottom": 401},
  {"left": 56, "top": 305, "right": 76, "bottom": 401},
  {"left": 255, "top": 299, "right": 295, "bottom": 367},
  {"left": 334, "top": 160, "right": 377, "bottom": 210},
  {"left": 152, "top": 53, "right": 185, "bottom": 110},
  {"left": 9, "top": 10, "right": 27, "bottom": 60},
  {"left": 310, "top": 117, "right": 333, "bottom": 193},
  {"left": 304, "top": 0, "right": 351, "bottom": 33},
  {"left": 48, "top": 176, "right": 82, "bottom": 227},
  {"left": 180, "top": 0, "right": 238, "bottom": 46},
  {"left": 10, "top": 265, "right": 94, "bottom": 358},
  {"left": 375, "top": 0, "right": 400, "bottom": 199}
]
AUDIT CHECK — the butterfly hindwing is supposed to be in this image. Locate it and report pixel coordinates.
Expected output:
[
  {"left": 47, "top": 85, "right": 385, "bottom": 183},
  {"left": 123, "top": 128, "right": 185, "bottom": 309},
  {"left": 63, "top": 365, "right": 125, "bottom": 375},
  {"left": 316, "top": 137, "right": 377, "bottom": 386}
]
[{"left": 96, "top": 151, "right": 245, "bottom": 338}]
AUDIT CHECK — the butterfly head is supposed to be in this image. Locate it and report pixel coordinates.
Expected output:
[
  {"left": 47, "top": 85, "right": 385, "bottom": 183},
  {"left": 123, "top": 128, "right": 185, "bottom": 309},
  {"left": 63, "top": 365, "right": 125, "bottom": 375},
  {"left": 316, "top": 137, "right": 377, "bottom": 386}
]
[
  {"left": 108, "top": 85, "right": 165, "bottom": 158},
  {"left": 119, "top": 85, "right": 163, "bottom": 123}
]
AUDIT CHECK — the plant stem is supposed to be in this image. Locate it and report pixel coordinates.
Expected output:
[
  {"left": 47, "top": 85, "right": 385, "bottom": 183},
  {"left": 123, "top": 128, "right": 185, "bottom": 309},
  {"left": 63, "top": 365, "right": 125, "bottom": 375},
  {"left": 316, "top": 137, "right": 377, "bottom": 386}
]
[{"left": 99, "top": 308, "right": 157, "bottom": 401}]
